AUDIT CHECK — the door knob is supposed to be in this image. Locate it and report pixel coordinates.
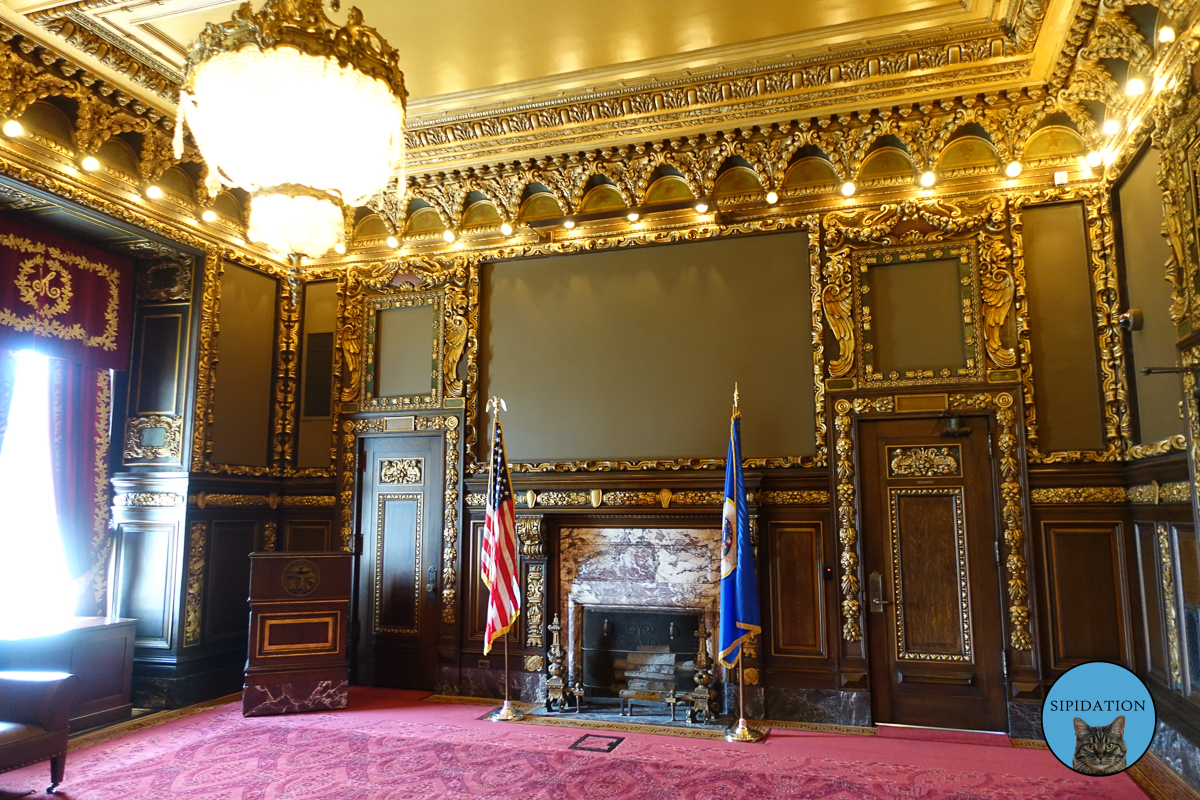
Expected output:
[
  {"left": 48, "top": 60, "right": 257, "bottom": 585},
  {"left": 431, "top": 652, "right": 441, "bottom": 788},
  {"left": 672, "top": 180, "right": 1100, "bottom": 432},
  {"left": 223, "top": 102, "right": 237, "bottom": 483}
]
[
  {"left": 868, "top": 571, "right": 892, "bottom": 610},
  {"left": 425, "top": 566, "right": 437, "bottom": 598}
]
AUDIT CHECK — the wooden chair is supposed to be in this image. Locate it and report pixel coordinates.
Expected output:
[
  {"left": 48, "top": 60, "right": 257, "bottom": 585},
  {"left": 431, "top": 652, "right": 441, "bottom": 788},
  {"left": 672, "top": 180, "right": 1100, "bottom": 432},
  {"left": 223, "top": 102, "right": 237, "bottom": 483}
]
[{"left": 0, "top": 671, "right": 79, "bottom": 794}]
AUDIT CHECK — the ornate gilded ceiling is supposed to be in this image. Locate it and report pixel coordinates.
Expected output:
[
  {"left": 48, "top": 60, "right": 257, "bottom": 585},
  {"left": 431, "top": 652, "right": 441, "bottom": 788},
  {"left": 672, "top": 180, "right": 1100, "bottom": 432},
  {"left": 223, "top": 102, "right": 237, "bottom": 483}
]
[{"left": 1, "top": 0, "right": 1077, "bottom": 169}]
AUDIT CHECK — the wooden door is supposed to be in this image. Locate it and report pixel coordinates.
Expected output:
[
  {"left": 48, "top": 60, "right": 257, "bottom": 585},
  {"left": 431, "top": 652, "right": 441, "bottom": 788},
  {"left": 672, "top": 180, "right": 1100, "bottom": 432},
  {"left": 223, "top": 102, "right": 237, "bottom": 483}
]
[
  {"left": 355, "top": 433, "right": 443, "bottom": 689},
  {"left": 860, "top": 415, "right": 1008, "bottom": 732}
]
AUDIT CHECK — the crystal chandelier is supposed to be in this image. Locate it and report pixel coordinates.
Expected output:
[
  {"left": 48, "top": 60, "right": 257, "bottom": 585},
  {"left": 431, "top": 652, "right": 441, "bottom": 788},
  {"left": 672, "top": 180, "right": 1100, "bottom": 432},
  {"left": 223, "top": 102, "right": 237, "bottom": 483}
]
[{"left": 175, "top": 0, "right": 407, "bottom": 259}]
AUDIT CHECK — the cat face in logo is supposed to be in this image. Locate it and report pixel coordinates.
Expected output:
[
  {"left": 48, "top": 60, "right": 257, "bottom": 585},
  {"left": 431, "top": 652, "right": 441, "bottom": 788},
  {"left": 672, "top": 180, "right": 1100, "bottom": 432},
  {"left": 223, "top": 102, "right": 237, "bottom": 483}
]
[{"left": 1072, "top": 715, "right": 1127, "bottom": 775}]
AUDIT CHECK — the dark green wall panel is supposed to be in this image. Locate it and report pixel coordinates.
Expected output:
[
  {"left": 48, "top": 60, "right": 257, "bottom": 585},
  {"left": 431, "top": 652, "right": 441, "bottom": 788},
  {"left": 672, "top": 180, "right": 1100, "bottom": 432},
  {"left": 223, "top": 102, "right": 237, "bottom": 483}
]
[
  {"left": 1118, "top": 148, "right": 1184, "bottom": 445},
  {"left": 1023, "top": 203, "right": 1105, "bottom": 453},
  {"left": 481, "top": 232, "right": 814, "bottom": 461}
]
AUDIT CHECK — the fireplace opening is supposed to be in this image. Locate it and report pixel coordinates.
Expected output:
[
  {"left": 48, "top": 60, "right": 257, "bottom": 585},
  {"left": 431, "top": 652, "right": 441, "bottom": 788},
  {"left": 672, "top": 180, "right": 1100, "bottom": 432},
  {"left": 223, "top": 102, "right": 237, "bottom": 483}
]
[{"left": 581, "top": 606, "right": 702, "bottom": 705}]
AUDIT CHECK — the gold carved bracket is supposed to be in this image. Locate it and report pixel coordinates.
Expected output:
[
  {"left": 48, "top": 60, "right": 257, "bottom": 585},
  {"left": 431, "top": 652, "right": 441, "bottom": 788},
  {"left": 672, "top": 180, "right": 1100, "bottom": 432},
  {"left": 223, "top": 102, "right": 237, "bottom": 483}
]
[{"left": 821, "top": 195, "right": 1009, "bottom": 383}]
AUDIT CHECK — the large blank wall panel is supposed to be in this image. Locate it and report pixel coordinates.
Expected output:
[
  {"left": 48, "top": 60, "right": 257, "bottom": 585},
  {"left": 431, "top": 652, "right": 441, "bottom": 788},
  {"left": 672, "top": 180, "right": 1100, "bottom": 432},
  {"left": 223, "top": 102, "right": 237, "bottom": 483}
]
[
  {"left": 1023, "top": 203, "right": 1105, "bottom": 453},
  {"left": 1118, "top": 149, "right": 1183, "bottom": 445},
  {"left": 298, "top": 280, "right": 337, "bottom": 469},
  {"left": 482, "top": 233, "right": 814, "bottom": 461},
  {"left": 210, "top": 263, "right": 277, "bottom": 466}
]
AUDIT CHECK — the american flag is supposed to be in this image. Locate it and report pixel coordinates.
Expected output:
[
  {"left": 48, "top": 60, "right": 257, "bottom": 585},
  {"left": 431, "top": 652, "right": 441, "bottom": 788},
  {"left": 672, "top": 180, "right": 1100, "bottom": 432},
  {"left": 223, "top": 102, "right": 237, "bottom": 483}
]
[{"left": 481, "top": 417, "right": 520, "bottom": 655}]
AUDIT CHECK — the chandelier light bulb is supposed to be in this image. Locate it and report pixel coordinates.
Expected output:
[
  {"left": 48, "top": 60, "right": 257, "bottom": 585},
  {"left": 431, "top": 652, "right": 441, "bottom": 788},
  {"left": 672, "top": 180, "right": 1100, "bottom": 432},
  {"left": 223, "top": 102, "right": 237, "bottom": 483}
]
[
  {"left": 386, "top": 235, "right": 400, "bottom": 248},
  {"left": 1102, "top": 119, "right": 1120, "bottom": 136},
  {"left": 334, "top": 242, "right": 346, "bottom": 254},
  {"left": 841, "top": 182, "right": 856, "bottom": 197},
  {"left": 1159, "top": 26, "right": 1176, "bottom": 43},
  {"left": 626, "top": 212, "right": 640, "bottom": 222},
  {"left": 1126, "top": 78, "right": 1145, "bottom": 96},
  {"left": 1005, "top": 161, "right": 1022, "bottom": 178},
  {"left": 919, "top": 171, "right": 936, "bottom": 188},
  {"left": 694, "top": 201, "right": 709, "bottom": 213},
  {"left": 500, "top": 222, "right": 513, "bottom": 236},
  {"left": 765, "top": 191, "right": 779, "bottom": 204},
  {"left": 177, "top": 0, "right": 407, "bottom": 258},
  {"left": 81, "top": 155, "right": 100, "bottom": 172},
  {"left": 442, "top": 229, "right": 456, "bottom": 243},
  {"left": 563, "top": 220, "right": 575, "bottom": 229},
  {"left": 1085, "top": 151, "right": 1103, "bottom": 168},
  {"left": 2, "top": 120, "right": 22, "bottom": 137},
  {"left": 145, "top": 185, "right": 164, "bottom": 199}
]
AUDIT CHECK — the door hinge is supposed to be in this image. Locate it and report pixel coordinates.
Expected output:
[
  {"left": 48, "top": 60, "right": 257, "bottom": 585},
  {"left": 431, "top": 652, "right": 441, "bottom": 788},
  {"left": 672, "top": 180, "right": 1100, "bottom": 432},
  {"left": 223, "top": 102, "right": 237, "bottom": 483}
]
[
  {"left": 995, "top": 539, "right": 1001, "bottom": 566},
  {"left": 987, "top": 431, "right": 994, "bottom": 459},
  {"left": 1001, "top": 649, "right": 1008, "bottom": 677}
]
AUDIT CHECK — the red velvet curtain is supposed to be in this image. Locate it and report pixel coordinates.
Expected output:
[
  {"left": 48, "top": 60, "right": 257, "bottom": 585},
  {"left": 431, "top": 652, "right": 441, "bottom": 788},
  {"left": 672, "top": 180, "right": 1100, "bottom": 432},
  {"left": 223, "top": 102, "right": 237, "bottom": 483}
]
[
  {"left": 48, "top": 358, "right": 112, "bottom": 616},
  {"left": 0, "top": 216, "right": 132, "bottom": 370},
  {"left": 0, "top": 214, "right": 130, "bottom": 616},
  {"left": 0, "top": 350, "right": 18, "bottom": 452}
]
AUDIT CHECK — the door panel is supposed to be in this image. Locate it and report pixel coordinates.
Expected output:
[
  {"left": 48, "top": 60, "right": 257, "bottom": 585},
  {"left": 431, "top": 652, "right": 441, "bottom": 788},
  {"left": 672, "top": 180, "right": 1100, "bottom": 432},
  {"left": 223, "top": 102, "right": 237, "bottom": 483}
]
[
  {"left": 861, "top": 416, "right": 1007, "bottom": 732},
  {"left": 357, "top": 434, "right": 443, "bottom": 689},
  {"left": 891, "top": 490, "right": 970, "bottom": 660}
]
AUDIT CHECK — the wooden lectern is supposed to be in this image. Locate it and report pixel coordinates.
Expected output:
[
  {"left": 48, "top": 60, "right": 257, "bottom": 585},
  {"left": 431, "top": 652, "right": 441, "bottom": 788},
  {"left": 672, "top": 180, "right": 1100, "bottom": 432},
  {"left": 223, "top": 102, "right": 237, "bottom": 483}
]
[{"left": 242, "top": 552, "right": 351, "bottom": 716}]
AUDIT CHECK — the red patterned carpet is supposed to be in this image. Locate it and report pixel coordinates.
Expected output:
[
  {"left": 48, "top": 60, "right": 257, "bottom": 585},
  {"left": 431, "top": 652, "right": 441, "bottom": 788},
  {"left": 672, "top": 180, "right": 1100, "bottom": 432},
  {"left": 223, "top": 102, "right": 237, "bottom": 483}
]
[{"left": 0, "top": 688, "right": 1148, "bottom": 799}]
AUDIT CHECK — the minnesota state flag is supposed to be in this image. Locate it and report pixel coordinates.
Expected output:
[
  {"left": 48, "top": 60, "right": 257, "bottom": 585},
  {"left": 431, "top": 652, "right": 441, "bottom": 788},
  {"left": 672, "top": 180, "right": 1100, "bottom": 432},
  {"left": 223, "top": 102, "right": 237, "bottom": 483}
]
[{"left": 718, "top": 387, "right": 761, "bottom": 669}]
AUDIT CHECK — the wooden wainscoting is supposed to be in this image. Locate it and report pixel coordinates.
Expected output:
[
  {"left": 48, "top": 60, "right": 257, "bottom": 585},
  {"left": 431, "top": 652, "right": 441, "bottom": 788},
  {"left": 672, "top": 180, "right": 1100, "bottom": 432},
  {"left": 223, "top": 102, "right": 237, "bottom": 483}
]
[{"left": 1038, "top": 519, "right": 1132, "bottom": 673}]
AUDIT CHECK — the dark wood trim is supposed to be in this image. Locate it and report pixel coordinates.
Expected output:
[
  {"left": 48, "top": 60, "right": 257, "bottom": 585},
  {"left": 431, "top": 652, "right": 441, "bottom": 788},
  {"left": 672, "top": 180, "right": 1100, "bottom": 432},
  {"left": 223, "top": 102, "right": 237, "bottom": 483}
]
[
  {"left": 1152, "top": 683, "right": 1200, "bottom": 752},
  {"left": 1129, "top": 751, "right": 1200, "bottom": 800}
]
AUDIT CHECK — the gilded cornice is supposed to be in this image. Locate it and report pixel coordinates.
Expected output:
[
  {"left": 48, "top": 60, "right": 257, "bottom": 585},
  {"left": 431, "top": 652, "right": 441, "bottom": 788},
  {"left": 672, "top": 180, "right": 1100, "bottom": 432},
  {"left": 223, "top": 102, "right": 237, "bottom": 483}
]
[
  {"left": 13, "top": 0, "right": 1058, "bottom": 169},
  {"left": 0, "top": 28, "right": 291, "bottom": 277}
]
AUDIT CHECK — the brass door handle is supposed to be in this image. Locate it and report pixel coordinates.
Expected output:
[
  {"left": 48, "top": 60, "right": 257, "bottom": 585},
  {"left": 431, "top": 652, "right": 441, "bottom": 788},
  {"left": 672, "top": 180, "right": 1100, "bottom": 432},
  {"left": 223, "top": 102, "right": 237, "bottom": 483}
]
[{"left": 868, "top": 571, "right": 892, "bottom": 609}]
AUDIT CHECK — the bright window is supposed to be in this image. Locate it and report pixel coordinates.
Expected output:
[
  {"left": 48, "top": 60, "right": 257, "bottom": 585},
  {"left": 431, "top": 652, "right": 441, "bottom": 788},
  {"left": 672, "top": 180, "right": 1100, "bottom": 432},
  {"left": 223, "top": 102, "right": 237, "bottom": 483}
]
[{"left": 0, "top": 351, "right": 76, "bottom": 637}]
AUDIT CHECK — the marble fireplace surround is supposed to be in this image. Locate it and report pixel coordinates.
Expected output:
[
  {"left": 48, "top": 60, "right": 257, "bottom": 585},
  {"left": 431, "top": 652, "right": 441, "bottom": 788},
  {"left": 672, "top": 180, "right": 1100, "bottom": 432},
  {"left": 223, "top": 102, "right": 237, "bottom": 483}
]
[{"left": 558, "top": 526, "right": 721, "bottom": 688}]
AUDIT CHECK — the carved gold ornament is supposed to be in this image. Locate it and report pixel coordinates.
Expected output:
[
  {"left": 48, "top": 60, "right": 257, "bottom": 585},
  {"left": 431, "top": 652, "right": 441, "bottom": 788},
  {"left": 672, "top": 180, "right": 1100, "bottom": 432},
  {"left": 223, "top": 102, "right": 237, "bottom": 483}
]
[
  {"left": 176, "top": 0, "right": 406, "bottom": 257},
  {"left": 184, "top": 522, "right": 206, "bottom": 647},
  {"left": 1030, "top": 487, "right": 1127, "bottom": 504},
  {"left": 123, "top": 415, "right": 183, "bottom": 463},
  {"left": 526, "top": 564, "right": 545, "bottom": 649},
  {"left": 281, "top": 559, "right": 321, "bottom": 597},
  {"left": 380, "top": 458, "right": 422, "bottom": 485},
  {"left": 113, "top": 492, "right": 184, "bottom": 507},
  {"left": 1157, "top": 523, "right": 1184, "bottom": 689},
  {"left": 887, "top": 446, "right": 961, "bottom": 478}
]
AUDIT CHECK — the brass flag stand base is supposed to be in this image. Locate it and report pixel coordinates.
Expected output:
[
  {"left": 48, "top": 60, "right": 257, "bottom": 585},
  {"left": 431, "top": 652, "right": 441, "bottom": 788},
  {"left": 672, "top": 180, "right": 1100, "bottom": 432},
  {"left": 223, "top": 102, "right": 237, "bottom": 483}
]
[
  {"left": 724, "top": 657, "right": 765, "bottom": 743},
  {"left": 488, "top": 700, "right": 526, "bottom": 722},
  {"left": 724, "top": 717, "right": 765, "bottom": 743},
  {"left": 488, "top": 636, "right": 526, "bottom": 722}
]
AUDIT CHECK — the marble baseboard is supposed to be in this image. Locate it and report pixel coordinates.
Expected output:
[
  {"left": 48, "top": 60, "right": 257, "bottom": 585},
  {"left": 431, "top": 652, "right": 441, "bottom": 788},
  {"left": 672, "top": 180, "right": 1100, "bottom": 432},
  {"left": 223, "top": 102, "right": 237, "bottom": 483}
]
[
  {"left": 722, "top": 682, "right": 764, "bottom": 719},
  {"left": 763, "top": 686, "right": 873, "bottom": 727},
  {"left": 242, "top": 680, "right": 349, "bottom": 716},
  {"left": 446, "top": 667, "right": 545, "bottom": 704},
  {"left": 132, "top": 662, "right": 245, "bottom": 710},
  {"left": 1007, "top": 700, "right": 1044, "bottom": 741},
  {"left": 1150, "top": 718, "right": 1200, "bottom": 794}
]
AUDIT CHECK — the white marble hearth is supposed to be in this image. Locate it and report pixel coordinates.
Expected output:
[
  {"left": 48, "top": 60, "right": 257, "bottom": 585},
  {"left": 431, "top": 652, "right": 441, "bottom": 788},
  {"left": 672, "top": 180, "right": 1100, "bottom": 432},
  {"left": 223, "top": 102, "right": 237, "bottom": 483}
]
[{"left": 558, "top": 526, "right": 720, "bottom": 682}]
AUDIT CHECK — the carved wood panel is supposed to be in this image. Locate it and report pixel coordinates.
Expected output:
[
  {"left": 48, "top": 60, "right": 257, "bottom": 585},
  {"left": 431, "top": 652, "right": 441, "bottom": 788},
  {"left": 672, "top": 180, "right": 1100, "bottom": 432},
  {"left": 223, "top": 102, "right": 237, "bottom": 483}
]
[
  {"left": 890, "top": 490, "right": 972, "bottom": 662},
  {"left": 769, "top": 522, "right": 826, "bottom": 658},
  {"left": 1041, "top": 520, "right": 1130, "bottom": 671}
]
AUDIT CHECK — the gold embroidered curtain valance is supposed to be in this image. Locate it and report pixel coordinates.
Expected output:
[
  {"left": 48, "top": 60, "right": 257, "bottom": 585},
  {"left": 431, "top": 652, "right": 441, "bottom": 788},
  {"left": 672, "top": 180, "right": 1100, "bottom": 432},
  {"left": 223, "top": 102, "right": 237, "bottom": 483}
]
[{"left": 0, "top": 215, "right": 132, "bottom": 370}]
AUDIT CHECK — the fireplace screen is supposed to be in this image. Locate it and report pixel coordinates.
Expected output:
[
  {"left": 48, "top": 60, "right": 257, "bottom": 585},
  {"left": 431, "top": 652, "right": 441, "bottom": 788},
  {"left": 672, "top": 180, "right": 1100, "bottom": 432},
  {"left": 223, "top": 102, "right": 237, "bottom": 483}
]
[{"left": 581, "top": 607, "right": 701, "bottom": 699}]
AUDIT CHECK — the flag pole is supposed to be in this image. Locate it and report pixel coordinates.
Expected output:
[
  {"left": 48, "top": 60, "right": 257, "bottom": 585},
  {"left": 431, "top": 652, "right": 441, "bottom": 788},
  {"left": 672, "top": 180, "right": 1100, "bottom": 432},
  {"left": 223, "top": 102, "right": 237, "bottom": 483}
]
[
  {"left": 486, "top": 395, "right": 524, "bottom": 723},
  {"left": 724, "top": 641, "right": 763, "bottom": 742},
  {"left": 721, "top": 384, "right": 764, "bottom": 743},
  {"left": 490, "top": 629, "right": 524, "bottom": 721}
]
